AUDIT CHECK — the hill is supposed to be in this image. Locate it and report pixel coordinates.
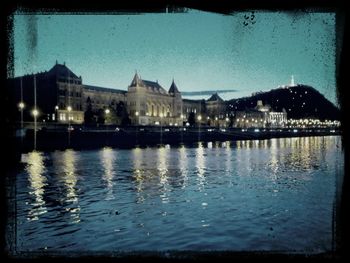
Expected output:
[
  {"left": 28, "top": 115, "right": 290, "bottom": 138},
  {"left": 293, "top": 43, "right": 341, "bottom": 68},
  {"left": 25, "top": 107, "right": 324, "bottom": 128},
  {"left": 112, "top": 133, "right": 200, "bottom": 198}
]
[{"left": 227, "top": 85, "right": 340, "bottom": 120}]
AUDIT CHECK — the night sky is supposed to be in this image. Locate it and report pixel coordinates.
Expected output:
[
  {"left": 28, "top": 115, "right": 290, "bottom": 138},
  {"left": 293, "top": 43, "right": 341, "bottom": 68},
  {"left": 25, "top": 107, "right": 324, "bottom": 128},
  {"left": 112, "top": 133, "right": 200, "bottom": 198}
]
[{"left": 13, "top": 10, "right": 337, "bottom": 104}]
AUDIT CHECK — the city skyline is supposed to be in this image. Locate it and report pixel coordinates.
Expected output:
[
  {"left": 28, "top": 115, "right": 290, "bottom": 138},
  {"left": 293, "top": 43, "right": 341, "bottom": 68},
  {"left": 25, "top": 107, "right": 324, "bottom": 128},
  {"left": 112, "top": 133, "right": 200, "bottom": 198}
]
[{"left": 13, "top": 10, "right": 337, "bottom": 104}]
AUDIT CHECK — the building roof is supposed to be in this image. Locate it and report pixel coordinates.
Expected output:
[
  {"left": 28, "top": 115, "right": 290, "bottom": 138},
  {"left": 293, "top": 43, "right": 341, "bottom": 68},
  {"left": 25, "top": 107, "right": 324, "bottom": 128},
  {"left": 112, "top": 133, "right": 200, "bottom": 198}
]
[
  {"left": 142, "top": 80, "right": 167, "bottom": 93},
  {"left": 84, "top": 85, "right": 127, "bottom": 94},
  {"left": 130, "top": 73, "right": 144, "bottom": 87},
  {"left": 168, "top": 79, "right": 180, "bottom": 94},
  {"left": 129, "top": 73, "right": 167, "bottom": 94},
  {"left": 48, "top": 62, "right": 80, "bottom": 79},
  {"left": 207, "top": 93, "right": 224, "bottom": 102}
]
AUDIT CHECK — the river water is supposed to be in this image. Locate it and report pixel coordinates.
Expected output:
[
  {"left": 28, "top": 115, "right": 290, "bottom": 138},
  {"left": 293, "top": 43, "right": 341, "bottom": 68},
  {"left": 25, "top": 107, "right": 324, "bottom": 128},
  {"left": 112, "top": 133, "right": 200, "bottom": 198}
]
[{"left": 13, "top": 136, "right": 343, "bottom": 254}]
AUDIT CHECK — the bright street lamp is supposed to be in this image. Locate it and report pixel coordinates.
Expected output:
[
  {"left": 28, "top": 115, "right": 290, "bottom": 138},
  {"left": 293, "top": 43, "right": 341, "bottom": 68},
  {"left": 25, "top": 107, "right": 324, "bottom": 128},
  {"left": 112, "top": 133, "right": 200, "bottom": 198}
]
[
  {"left": 197, "top": 115, "right": 202, "bottom": 121},
  {"left": 105, "top": 109, "right": 110, "bottom": 114},
  {"left": 32, "top": 109, "right": 39, "bottom": 117},
  {"left": 67, "top": 106, "right": 72, "bottom": 112},
  {"left": 18, "top": 102, "right": 25, "bottom": 109},
  {"left": 135, "top": 111, "right": 139, "bottom": 116}
]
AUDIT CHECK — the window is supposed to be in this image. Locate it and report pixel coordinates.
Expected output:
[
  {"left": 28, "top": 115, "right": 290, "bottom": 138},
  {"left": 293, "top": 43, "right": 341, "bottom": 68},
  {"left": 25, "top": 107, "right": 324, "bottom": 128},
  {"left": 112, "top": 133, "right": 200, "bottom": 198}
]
[{"left": 59, "top": 113, "right": 66, "bottom": 121}]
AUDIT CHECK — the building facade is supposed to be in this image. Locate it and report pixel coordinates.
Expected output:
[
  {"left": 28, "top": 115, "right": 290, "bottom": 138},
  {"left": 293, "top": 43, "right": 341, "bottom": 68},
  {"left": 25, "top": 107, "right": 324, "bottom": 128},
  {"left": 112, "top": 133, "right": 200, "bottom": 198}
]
[
  {"left": 234, "top": 100, "right": 287, "bottom": 128},
  {"left": 7, "top": 62, "right": 287, "bottom": 128},
  {"left": 126, "top": 73, "right": 183, "bottom": 126}
]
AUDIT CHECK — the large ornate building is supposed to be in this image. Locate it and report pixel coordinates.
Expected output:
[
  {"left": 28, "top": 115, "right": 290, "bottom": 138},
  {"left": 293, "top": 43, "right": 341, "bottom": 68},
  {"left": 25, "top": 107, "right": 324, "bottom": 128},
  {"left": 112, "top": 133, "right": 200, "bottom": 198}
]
[{"left": 126, "top": 73, "right": 183, "bottom": 126}]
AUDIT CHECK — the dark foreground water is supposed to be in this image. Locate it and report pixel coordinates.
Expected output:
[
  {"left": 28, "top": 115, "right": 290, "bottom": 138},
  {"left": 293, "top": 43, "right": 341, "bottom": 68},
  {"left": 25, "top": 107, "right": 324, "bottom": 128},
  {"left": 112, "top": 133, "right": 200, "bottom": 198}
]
[{"left": 13, "top": 136, "right": 343, "bottom": 254}]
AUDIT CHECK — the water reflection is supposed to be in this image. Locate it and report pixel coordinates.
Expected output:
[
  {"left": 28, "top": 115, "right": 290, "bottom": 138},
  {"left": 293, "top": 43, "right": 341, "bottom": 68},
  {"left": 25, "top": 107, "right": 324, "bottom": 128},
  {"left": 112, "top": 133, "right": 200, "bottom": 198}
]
[
  {"left": 52, "top": 149, "right": 80, "bottom": 223},
  {"left": 25, "top": 151, "right": 47, "bottom": 221},
  {"left": 224, "top": 141, "right": 233, "bottom": 186},
  {"left": 132, "top": 147, "right": 145, "bottom": 203},
  {"left": 269, "top": 139, "right": 279, "bottom": 181},
  {"left": 179, "top": 145, "right": 188, "bottom": 189},
  {"left": 196, "top": 142, "right": 206, "bottom": 191},
  {"left": 100, "top": 147, "right": 116, "bottom": 200},
  {"left": 158, "top": 146, "right": 169, "bottom": 203},
  {"left": 16, "top": 136, "right": 342, "bottom": 252}
]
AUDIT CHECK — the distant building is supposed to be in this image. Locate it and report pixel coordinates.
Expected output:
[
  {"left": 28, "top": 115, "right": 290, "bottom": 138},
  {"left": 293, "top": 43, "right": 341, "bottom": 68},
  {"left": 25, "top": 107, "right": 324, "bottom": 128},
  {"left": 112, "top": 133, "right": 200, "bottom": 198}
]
[
  {"left": 83, "top": 85, "right": 126, "bottom": 112},
  {"left": 234, "top": 100, "right": 287, "bottom": 128},
  {"left": 8, "top": 62, "right": 85, "bottom": 124},
  {"left": 235, "top": 109, "right": 266, "bottom": 128},
  {"left": 206, "top": 93, "right": 226, "bottom": 118}
]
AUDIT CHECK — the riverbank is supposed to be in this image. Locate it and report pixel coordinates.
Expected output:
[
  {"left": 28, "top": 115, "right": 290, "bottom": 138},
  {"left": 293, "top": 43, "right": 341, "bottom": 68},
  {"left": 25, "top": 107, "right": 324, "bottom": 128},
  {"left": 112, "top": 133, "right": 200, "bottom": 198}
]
[{"left": 15, "top": 127, "right": 341, "bottom": 153}]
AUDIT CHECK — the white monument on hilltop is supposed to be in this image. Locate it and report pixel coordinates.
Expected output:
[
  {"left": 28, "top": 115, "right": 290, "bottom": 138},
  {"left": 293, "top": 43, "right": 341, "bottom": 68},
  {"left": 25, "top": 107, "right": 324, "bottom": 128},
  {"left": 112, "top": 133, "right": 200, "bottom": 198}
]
[{"left": 290, "top": 75, "right": 295, "bottom": 86}]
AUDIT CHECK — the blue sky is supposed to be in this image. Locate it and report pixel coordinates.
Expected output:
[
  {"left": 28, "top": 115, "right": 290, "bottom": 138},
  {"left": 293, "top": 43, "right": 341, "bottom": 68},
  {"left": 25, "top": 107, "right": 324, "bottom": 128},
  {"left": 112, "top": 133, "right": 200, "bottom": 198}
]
[{"left": 13, "top": 10, "right": 337, "bottom": 104}]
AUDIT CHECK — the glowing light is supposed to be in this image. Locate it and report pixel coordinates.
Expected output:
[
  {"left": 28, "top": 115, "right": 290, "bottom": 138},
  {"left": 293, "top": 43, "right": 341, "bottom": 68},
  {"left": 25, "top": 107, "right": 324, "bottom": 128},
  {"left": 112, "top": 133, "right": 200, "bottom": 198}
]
[
  {"left": 55, "top": 105, "right": 59, "bottom": 110},
  {"left": 135, "top": 111, "right": 139, "bottom": 116},
  {"left": 18, "top": 102, "right": 25, "bottom": 109},
  {"left": 32, "top": 109, "right": 39, "bottom": 116},
  {"left": 67, "top": 106, "right": 72, "bottom": 112},
  {"left": 197, "top": 115, "right": 202, "bottom": 121},
  {"left": 105, "top": 109, "right": 110, "bottom": 114}
]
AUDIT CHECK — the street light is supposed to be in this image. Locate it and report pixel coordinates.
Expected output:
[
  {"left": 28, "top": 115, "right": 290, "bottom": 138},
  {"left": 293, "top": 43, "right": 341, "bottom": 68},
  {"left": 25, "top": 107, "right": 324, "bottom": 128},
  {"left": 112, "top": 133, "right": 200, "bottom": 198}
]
[
  {"left": 197, "top": 115, "right": 202, "bottom": 142},
  {"left": 18, "top": 102, "right": 25, "bottom": 134},
  {"left": 67, "top": 106, "right": 72, "bottom": 138},
  {"left": 32, "top": 109, "right": 39, "bottom": 117},
  {"left": 160, "top": 113, "right": 163, "bottom": 145},
  {"left": 32, "top": 108, "right": 38, "bottom": 150},
  {"left": 225, "top": 117, "right": 229, "bottom": 128},
  {"left": 105, "top": 108, "right": 110, "bottom": 128},
  {"left": 19, "top": 102, "right": 25, "bottom": 109},
  {"left": 53, "top": 105, "right": 59, "bottom": 122}
]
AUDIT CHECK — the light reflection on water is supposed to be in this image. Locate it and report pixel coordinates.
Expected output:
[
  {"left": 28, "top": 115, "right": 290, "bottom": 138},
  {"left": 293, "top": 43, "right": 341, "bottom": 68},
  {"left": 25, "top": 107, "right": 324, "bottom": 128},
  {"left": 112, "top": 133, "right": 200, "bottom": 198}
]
[
  {"left": 25, "top": 151, "right": 47, "bottom": 221},
  {"left": 100, "top": 147, "right": 116, "bottom": 200},
  {"left": 196, "top": 142, "right": 206, "bottom": 191},
  {"left": 52, "top": 149, "right": 80, "bottom": 224},
  {"left": 15, "top": 136, "right": 343, "bottom": 252}
]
